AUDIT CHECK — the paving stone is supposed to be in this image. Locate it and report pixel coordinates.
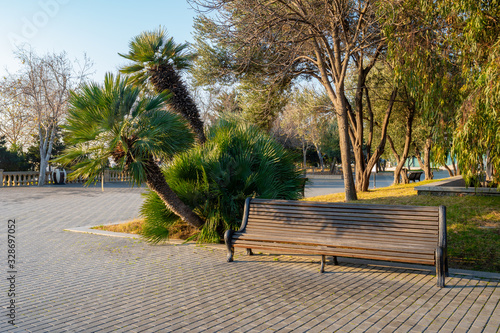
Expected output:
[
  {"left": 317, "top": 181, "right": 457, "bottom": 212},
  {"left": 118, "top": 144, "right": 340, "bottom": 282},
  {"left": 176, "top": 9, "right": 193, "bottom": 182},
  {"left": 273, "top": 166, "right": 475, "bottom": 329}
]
[{"left": 0, "top": 184, "right": 498, "bottom": 332}]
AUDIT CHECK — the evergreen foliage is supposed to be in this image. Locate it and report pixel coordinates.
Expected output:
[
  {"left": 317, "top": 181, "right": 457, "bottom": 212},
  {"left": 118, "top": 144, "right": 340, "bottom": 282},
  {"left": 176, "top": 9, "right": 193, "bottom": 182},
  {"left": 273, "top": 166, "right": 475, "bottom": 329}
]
[
  {"left": 140, "top": 119, "right": 303, "bottom": 243},
  {"left": 0, "top": 136, "right": 29, "bottom": 171}
]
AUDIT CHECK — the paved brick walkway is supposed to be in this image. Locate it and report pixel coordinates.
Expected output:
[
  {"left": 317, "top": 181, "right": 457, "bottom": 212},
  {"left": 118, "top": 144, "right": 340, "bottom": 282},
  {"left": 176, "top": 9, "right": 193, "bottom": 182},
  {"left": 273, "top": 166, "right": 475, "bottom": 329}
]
[{"left": 0, "top": 184, "right": 499, "bottom": 332}]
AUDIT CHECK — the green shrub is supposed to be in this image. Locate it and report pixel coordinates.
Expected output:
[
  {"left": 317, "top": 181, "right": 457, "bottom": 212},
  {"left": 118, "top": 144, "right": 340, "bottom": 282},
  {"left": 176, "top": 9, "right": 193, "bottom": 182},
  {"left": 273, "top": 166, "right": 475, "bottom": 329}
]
[
  {"left": 140, "top": 119, "right": 303, "bottom": 243},
  {"left": 0, "top": 136, "right": 29, "bottom": 171}
]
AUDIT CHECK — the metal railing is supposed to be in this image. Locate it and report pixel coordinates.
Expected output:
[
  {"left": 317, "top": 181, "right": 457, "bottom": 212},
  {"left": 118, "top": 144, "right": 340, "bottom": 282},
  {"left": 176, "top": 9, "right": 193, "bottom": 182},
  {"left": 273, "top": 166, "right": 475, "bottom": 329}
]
[{"left": 0, "top": 169, "right": 130, "bottom": 187}]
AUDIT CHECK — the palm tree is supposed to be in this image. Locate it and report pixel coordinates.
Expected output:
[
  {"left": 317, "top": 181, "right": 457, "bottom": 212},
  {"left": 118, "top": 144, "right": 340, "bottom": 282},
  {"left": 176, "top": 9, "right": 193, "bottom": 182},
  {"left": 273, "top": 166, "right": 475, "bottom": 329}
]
[
  {"left": 119, "top": 27, "right": 206, "bottom": 143},
  {"left": 55, "top": 74, "right": 204, "bottom": 228}
]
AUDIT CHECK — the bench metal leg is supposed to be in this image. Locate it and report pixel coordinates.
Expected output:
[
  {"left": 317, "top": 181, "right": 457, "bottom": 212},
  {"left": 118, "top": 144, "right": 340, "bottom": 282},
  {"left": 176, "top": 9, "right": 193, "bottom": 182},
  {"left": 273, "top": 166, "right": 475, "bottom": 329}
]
[
  {"left": 436, "top": 248, "right": 446, "bottom": 288},
  {"left": 224, "top": 230, "right": 234, "bottom": 262},
  {"left": 320, "top": 255, "right": 325, "bottom": 273},
  {"left": 246, "top": 248, "right": 253, "bottom": 256},
  {"left": 331, "top": 256, "right": 338, "bottom": 265}
]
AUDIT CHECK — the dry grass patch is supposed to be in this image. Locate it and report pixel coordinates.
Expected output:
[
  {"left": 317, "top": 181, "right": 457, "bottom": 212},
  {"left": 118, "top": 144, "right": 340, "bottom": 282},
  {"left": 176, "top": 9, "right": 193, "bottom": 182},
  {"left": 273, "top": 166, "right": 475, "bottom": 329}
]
[
  {"left": 92, "top": 219, "right": 143, "bottom": 234},
  {"left": 93, "top": 219, "right": 198, "bottom": 240}
]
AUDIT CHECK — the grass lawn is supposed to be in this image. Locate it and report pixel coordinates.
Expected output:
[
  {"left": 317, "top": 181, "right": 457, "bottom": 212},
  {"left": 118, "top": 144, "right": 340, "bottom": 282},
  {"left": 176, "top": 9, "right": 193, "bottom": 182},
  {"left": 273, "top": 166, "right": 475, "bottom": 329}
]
[{"left": 306, "top": 179, "right": 500, "bottom": 272}]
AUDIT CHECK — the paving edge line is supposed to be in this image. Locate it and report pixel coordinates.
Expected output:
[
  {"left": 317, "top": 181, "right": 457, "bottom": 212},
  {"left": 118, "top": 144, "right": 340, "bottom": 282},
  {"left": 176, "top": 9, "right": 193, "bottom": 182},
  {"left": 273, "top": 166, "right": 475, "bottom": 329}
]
[
  {"left": 63, "top": 224, "right": 220, "bottom": 247},
  {"left": 64, "top": 225, "right": 142, "bottom": 239},
  {"left": 65, "top": 225, "right": 500, "bottom": 281}
]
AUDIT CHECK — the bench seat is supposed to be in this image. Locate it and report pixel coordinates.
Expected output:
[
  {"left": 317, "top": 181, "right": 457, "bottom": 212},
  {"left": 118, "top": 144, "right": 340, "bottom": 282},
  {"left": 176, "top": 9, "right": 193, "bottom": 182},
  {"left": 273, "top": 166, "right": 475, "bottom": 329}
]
[{"left": 225, "top": 198, "right": 448, "bottom": 287}]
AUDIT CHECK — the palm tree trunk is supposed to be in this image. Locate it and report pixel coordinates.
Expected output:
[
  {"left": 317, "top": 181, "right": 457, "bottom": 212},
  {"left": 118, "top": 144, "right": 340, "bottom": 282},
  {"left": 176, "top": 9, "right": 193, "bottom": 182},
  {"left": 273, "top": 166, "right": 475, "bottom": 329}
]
[
  {"left": 145, "top": 159, "right": 204, "bottom": 228},
  {"left": 150, "top": 65, "right": 206, "bottom": 144}
]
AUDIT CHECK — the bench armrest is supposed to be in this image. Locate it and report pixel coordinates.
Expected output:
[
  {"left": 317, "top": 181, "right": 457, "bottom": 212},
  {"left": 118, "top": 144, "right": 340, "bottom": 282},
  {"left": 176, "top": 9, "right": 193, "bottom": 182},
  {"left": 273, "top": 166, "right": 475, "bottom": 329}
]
[
  {"left": 238, "top": 197, "right": 252, "bottom": 232},
  {"left": 224, "top": 197, "right": 253, "bottom": 262}
]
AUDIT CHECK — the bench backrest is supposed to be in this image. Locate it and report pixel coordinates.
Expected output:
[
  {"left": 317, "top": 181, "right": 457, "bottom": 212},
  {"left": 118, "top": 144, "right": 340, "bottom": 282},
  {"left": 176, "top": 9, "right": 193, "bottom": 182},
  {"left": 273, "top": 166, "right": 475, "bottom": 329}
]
[{"left": 237, "top": 198, "right": 445, "bottom": 265}]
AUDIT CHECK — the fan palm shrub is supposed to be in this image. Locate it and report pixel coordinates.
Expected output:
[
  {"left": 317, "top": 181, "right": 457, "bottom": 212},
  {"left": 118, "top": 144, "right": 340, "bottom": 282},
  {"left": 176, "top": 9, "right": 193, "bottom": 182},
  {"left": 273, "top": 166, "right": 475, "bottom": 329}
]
[
  {"left": 119, "top": 27, "right": 206, "bottom": 143},
  {"left": 141, "top": 118, "right": 304, "bottom": 243},
  {"left": 55, "top": 73, "right": 204, "bottom": 228}
]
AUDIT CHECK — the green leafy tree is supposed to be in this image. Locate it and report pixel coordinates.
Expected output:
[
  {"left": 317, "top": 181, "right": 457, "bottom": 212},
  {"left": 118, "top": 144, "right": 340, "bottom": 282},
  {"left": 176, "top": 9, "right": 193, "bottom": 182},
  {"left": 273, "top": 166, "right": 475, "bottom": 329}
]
[
  {"left": 212, "top": 90, "right": 242, "bottom": 116},
  {"left": 119, "top": 27, "right": 206, "bottom": 143},
  {"left": 237, "top": 78, "right": 291, "bottom": 131},
  {"left": 380, "top": 0, "right": 463, "bottom": 184},
  {"left": 320, "top": 121, "right": 341, "bottom": 173},
  {"left": 190, "top": 17, "right": 292, "bottom": 132},
  {"left": 278, "top": 87, "right": 333, "bottom": 171},
  {"left": 449, "top": 0, "right": 500, "bottom": 186},
  {"left": 56, "top": 74, "right": 204, "bottom": 228},
  {"left": 189, "top": 0, "right": 420, "bottom": 199},
  {"left": 140, "top": 119, "right": 303, "bottom": 243}
]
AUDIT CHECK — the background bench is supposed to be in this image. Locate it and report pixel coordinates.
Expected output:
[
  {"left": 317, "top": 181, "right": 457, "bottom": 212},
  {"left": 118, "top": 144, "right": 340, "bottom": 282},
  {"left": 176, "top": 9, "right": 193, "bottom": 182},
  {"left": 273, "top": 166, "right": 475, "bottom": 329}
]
[
  {"left": 408, "top": 171, "right": 423, "bottom": 182},
  {"left": 225, "top": 198, "right": 448, "bottom": 287}
]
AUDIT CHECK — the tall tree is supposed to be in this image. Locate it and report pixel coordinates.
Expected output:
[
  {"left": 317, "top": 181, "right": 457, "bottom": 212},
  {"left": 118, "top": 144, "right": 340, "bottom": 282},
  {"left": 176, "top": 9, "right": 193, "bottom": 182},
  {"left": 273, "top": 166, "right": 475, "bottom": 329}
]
[
  {"left": 5, "top": 49, "right": 91, "bottom": 186},
  {"left": 0, "top": 79, "right": 34, "bottom": 151},
  {"left": 119, "top": 27, "right": 206, "bottom": 143},
  {"left": 56, "top": 74, "right": 204, "bottom": 228},
  {"left": 191, "top": 0, "right": 408, "bottom": 200},
  {"left": 382, "top": 0, "right": 462, "bottom": 184},
  {"left": 449, "top": 0, "right": 500, "bottom": 185}
]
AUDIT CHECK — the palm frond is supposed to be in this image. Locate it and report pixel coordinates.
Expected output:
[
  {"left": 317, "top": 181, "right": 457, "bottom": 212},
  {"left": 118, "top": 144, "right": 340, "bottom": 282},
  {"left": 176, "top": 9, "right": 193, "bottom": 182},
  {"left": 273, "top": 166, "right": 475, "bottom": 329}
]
[
  {"left": 119, "top": 26, "right": 197, "bottom": 79},
  {"left": 141, "top": 118, "right": 303, "bottom": 243},
  {"left": 56, "top": 73, "right": 194, "bottom": 186}
]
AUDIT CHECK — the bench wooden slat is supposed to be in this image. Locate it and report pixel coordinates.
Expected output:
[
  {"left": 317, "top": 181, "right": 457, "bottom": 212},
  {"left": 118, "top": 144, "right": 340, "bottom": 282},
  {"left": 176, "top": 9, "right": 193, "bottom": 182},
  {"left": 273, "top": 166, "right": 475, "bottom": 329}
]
[
  {"left": 232, "top": 233, "right": 436, "bottom": 253},
  {"left": 246, "top": 220, "right": 439, "bottom": 233},
  {"left": 233, "top": 241, "right": 436, "bottom": 265},
  {"left": 251, "top": 198, "right": 439, "bottom": 213},
  {"left": 248, "top": 216, "right": 438, "bottom": 235},
  {"left": 250, "top": 206, "right": 439, "bottom": 222},
  {"left": 250, "top": 204, "right": 439, "bottom": 217},
  {"left": 243, "top": 226, "right": 438, "bottom": 245}
]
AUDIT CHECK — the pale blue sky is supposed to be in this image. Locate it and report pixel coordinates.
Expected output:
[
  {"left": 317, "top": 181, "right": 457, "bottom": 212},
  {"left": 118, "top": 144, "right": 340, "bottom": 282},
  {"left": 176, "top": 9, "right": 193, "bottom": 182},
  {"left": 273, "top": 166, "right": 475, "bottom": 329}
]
[{"left": 0, "top": 0, "right": 197, "bottom": 80}]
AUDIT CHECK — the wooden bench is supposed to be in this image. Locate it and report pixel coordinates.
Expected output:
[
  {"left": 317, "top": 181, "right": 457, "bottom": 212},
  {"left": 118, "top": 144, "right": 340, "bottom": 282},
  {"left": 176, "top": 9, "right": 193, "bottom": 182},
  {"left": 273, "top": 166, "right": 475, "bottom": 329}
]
[
  {"left": 408, "top": 171, "right": 423, "bottom": 182},
  {"left": 224, "top": 198, "right": 448, "bottom": 287}
]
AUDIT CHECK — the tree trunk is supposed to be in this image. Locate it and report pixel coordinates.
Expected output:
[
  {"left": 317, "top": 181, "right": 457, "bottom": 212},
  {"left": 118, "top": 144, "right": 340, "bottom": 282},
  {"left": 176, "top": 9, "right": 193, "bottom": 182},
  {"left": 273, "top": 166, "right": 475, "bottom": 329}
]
[
  {"left": 38, "top": 157, "right": 47, "bottom": 186},
  {"left": 38, "top": 126, "right": 56, "bottom": 186},
  {"left": 443, "top": 152, "right": 458, "bottom": 176},
  {"left": 358, "top": 88, "right": 397, "bottom": 192},
  {"left": 453, "top": 157, "right": 460, "bottom": 176},
  {"left": 485, "top": 149, "right": 493, "bottom": 181},
  {"left": 329, "top": 157, "right": 338, "bottom": 175},
  {"left": 393, "top": 107, "right": 415, "bottom": 185},
  {"left": 145, "top": 159, "right": 204, "bottom": 228},
  {"left": 336, "top": 96, "right": 357, "bottom": 201},
  {"left": 387, "top": 134, "right": 400, "bottom": 164},
  {"left": 353, "top": 75, "right": 366, "bottom": 193},
  {"left": 423, "top": 137, "right": 433, "bottom": 180},
  {"left": 314, "top": 143, "right": 324, "bottom": 172},
  {"left": 302, "top": 137, "right": 307, "bottom": 169},
  {"left": 316, "top": 48, "right": 356, "bottom": 200},
  {"left": 415, "top": 146, "right": 425, "bottom": 171}
]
